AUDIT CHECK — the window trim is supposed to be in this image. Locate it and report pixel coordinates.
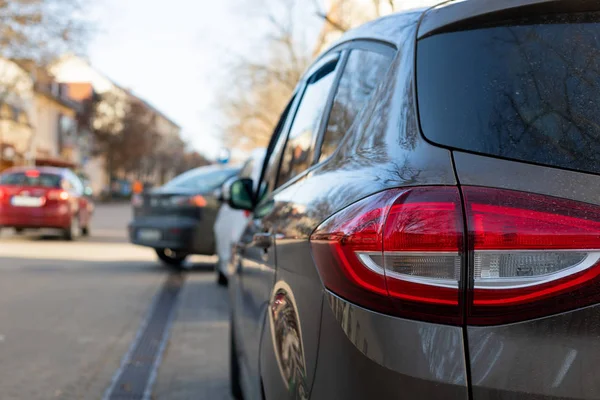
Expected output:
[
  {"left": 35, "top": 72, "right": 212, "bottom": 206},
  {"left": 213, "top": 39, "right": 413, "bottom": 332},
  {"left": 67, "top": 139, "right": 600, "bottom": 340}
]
[{"left": 312, "top": 39, "right": 398, "bottom": 165}]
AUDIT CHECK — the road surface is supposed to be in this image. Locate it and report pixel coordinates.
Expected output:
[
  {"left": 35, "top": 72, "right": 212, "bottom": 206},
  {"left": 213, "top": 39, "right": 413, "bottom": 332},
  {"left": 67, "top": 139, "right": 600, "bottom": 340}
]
[{"left": 0, "top": 203, "right": 231, "bottom": 400}]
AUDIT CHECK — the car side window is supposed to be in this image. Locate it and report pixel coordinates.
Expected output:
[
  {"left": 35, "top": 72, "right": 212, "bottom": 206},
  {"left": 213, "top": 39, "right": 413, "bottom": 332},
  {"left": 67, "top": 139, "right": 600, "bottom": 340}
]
[
  {"left": 276, "top": 59, "right": 339, "bottom": 188},
  {"left": 319, "top": 48, "right": 394, "bottom": 162},
  {"left": 256, "top": 96, "right": 297, "bottom": 202}
]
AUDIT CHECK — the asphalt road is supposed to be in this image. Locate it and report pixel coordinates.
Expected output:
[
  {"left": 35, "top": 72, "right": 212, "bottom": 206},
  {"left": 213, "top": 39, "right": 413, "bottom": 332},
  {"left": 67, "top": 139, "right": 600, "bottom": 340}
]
[{"left": 0, "top": 203, "right": 232, "bottom": 400}]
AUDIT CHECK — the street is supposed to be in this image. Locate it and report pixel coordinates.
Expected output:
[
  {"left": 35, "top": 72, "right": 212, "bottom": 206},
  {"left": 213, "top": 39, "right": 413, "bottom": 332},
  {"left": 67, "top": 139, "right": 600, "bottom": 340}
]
[{"left": 0, "top": 203, "right": 232, "bottom": 400}]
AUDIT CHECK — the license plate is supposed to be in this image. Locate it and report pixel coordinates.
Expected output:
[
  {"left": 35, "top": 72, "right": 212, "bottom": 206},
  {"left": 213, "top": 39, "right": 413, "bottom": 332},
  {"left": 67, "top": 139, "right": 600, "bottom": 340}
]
[
  {"left": 11, "top": 196, "right": 44, "bottom": 207},
  {"left": 138, "top": 229, "right": 161, "bottom": 241}
]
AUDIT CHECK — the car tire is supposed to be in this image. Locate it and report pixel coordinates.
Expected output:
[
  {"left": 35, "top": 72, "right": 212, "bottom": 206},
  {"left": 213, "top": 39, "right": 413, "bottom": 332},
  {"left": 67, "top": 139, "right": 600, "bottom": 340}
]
[
  {"left": 217, "top": 270, "right": 228, "bottom": 286},
  {"left": 230, "top": 322, "right": 243, "bottom": 400},
  {"left": 63, "top": 215, "right": 80, "bottom": 241},
  {"left": 14, "top": 228, "right": 24, "bottom": 235},
  {"left": 155, "top": 248, "right": 188, "bottom": 267}
]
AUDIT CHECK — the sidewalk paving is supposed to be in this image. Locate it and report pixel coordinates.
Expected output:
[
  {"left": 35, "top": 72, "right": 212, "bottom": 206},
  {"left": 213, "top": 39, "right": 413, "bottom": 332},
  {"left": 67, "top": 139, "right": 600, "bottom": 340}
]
[{"left": 152, "top": 270, "right": 232, "bottom": 400}]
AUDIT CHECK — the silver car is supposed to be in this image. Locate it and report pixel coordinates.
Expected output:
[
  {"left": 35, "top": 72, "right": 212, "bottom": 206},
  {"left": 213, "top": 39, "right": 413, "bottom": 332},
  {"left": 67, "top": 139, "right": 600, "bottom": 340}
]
[{"left": 225, "top": 1, "right": 600, "bottom": 399}]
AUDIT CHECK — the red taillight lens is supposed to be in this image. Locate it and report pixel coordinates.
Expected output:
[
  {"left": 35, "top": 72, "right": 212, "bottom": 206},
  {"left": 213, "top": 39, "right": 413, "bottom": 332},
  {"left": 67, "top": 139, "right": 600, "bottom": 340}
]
[
  {"left": 312, "top": 185, "right": 600, "bottom": 327},
  {"left": 310, "top": 187, "right": 463, "bottom": 325},
  {"left": 383, "top": 188, "right": 463, "bottom": 324},
  {"left": 47, "top": 190, "right": 69, "bottom": 201},
  {"left": 464, "top": 187, "right": 600, "bottom": 325}
]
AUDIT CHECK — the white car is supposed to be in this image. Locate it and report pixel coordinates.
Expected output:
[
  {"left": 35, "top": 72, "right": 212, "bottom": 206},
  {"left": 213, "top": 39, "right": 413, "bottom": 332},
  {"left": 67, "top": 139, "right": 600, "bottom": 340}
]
[{"left": 213, "top": 149, "right": 266, "bottom": 285}]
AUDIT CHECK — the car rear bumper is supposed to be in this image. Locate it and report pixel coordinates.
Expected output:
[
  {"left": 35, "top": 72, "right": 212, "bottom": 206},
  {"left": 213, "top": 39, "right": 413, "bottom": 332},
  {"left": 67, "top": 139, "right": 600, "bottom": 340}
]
[
  {"left": 128, "top": 215, "right": 215, "bottom": 255},
  {"left": 0, "top": 205, "right": 71, "bottom": 229}
]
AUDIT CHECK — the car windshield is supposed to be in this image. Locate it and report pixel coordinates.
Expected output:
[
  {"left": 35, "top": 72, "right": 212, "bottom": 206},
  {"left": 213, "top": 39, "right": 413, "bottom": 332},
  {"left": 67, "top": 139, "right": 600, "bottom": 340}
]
[
  {"left": 163, "top": 168, "right": 239, "bottom": 191},
  {"left": 0, "top": 172, "right": 62, "bottom": 188},
  {"left": 417, "top": 13, "right": 600, "bottom": 175}
]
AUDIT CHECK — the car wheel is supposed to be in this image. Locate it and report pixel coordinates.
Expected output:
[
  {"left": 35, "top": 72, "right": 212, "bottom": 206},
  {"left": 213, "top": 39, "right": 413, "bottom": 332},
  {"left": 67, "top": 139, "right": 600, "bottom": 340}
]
[
  {"left": 230, "top": 322, "right": 243, "bottom": 400},
  {"left": 155, "top": 248, "right": 188, "bottom": 267},
  {"left": 63, "top": 215, "right": 80, "bottom": 241},
  {"left": 14, "top": 228, "right": 24, "bottom": 235}
]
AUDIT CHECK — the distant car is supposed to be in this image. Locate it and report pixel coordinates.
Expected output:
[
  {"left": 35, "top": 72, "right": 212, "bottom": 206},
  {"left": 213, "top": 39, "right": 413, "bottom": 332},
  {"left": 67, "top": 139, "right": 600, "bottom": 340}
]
[
  {"left": 128, "top": 165, "right": 240, "bottom": 267},
  {"left": 0, "top": 167, "right": 94, "bottom": 240},
  {"left": 213, "top": 149, "right": 266, "bottom": 285}
]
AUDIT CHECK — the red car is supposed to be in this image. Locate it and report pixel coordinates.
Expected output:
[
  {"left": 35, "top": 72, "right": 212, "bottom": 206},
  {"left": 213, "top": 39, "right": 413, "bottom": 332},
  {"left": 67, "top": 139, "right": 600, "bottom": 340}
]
[{"left": 0, "top": 167, "right": 94, "bottom": 240}]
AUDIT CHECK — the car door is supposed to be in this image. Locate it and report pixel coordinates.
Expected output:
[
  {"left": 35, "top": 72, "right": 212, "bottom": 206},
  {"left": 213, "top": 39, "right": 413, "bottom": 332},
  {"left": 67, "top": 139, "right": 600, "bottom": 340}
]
[
  {"left": 233, "top": 52, "right": 343, "bottom": 399},
  {"left": 230, "top": 93, "right": 300, "bottom": 398}
]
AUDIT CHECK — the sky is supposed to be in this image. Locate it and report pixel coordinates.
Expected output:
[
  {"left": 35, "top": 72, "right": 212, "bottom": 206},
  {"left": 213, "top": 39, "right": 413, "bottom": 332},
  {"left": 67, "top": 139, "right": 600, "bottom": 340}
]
[
  {"left": 88, "top": 0, "right": 435, "bottom": 161},
  {"left": 89, "top": 0, "right": 322, "bottom": 161}
]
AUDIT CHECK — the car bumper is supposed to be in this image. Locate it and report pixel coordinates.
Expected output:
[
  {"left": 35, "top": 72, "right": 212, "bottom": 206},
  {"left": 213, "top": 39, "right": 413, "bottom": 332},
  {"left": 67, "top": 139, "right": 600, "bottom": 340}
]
[
  {"left": 0, "top": 206, "right": 71, "bottom": 229},
  {"left": 128, "top": 216, "right": 215, "bottom": 255}
]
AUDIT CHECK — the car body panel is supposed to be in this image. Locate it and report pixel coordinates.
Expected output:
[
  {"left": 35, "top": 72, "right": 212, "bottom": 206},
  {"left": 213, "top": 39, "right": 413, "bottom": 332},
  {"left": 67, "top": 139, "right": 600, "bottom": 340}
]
[{"left": 310, "top": 293, "right": 468, "bottom": 400}]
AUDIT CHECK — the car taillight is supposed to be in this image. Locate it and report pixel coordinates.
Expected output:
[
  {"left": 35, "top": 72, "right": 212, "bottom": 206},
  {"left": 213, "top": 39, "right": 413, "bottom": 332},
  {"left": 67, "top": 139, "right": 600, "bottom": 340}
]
[
  {"left": 171, "top": 195, "right": 207, "bottom": 207},
  {"left": 311, "top": 185, "right": 600, "bottom": 327},
  {"left": 47, "top": 190, "right": 69, "bottom": 201},
  {"left": 464, "top": 187, "right": 600, "bottom": 325},
  {"left": 310, "top": 187, "right": 464, "bottom": 325}
]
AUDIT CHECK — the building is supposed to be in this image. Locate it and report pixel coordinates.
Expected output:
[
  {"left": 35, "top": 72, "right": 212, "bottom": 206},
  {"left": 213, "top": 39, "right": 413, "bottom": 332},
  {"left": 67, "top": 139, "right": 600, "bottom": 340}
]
[
  {"left": 51, "top": 55, "right": 182, "bottom": 193},
  {"left": 0, "top": 58, "right": 35, "bottom": 171}
]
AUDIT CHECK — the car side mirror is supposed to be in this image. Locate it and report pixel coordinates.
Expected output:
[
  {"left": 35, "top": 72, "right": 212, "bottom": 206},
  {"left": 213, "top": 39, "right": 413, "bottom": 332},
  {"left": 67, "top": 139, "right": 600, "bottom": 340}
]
[{"left": 224, "top": 178, "right": 254, "bottom": 211}]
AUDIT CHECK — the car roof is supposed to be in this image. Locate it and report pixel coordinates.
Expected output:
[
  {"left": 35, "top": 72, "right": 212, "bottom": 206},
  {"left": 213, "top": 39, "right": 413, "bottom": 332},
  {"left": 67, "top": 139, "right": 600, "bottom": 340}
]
[
  {"left": 418, "top": 0, "right": 600, "bottom": 39},
  {"left": 323, "top": 0, "right": 600, "bottom": 52},
  {"left": 2, "top": 166, "right": 67, "bottom": 176}
]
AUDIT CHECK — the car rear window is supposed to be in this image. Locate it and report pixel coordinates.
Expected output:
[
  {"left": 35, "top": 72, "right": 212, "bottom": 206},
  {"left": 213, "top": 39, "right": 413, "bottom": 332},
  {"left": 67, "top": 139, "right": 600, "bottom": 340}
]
[
  {"left": 417, "top": 13, "right": 600, "bottom": 175},
  {"left": 0, "top": 172, "right": 62, "bottom": 188},
  {"left": 163, "top": 168, "right": 239, "bottom": 191}
]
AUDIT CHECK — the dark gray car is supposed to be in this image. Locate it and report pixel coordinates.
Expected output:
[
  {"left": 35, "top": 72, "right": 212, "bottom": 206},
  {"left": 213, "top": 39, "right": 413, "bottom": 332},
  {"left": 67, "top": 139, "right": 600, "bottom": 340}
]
[
  {"left": 226, "top": 1, "right": 600, "bottom": 399},
  {"left": 128, "top": 165, "right": 239, "bottom": 266}
]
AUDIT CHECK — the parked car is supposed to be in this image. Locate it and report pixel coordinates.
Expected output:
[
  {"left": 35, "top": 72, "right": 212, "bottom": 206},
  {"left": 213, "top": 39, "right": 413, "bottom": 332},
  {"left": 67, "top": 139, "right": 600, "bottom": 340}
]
[
  {"left": 0, "top": 166, "right": 94, "bottom": 240},
  {"left": 214, "top": 149, "right": 266, "bottom": 285},
  {"left": 225, "top": 2, "right": 600, "bottom": 400},
  {"left": 129, "top": 165, "right": 240, "bottom": 267}
]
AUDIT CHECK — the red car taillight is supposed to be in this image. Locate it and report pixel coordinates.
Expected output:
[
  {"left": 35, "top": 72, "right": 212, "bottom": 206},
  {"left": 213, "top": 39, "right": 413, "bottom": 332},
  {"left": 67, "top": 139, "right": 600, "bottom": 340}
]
[
  {"left": 47, "top": 190, "right": 69, "bottom": 201},
  {"left": 310, "top": 186, "right": 600, "bottom": 327},
  {"left": 464, "top": 187, "right": 600, "bottom": 325},
  {"left": 310, "top": 187, "right": 464, "bottom": 325}
]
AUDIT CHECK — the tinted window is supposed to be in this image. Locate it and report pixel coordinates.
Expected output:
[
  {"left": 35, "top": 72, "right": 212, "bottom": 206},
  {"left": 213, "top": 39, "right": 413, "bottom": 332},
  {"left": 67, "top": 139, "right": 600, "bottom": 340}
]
[
  {"left": 164, "top": 168, "right": 239, "bottom": 191},
  {"left": 277, "top": 60, "right": 338, "bottom": 187},
  {"left": 257, "top": 96, "right": 296, "bottom": 202},
  {"left": 0, "top": 172, "right": 63, "bottom": 188},
  {"left": 418, "top": 15, "right": 600, "bottom": 175},
  {"left": 320, "top": 49, "right": 393, "bottom": 161}
]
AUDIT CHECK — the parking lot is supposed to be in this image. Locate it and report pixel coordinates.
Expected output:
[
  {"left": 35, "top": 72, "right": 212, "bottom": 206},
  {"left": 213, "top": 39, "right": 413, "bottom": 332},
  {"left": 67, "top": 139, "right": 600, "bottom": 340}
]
[{"left": 0, "top": 203, "right": 232, "bottom": 400}]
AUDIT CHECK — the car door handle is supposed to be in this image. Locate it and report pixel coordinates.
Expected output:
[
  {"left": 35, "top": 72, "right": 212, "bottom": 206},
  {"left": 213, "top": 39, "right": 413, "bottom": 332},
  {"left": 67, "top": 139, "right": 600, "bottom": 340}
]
[{"left": 253, "top": 232, "right": 273, "bottom": 249}]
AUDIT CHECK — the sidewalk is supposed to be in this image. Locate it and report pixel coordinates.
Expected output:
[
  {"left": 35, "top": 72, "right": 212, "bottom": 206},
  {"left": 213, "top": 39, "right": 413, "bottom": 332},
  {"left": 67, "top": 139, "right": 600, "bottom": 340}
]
[{"left": 152, "top": 270, "right": 232, "bottom": 400}]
